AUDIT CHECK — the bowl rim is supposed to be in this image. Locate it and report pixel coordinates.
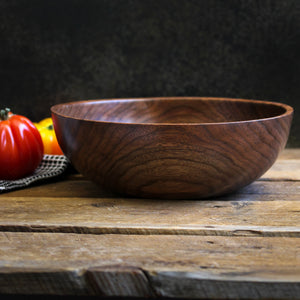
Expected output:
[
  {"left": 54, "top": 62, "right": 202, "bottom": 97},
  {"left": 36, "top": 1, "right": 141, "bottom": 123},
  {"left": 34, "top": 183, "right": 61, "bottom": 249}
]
[{"left": 51, "top": 97, "right": 294, "bottom": 126}]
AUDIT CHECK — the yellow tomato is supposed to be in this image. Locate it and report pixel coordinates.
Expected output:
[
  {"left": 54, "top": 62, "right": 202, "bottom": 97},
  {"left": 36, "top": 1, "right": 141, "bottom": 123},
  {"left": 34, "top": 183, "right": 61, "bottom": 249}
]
[{"left": 34, "top": 118, "right": 64, "bottom": 155}]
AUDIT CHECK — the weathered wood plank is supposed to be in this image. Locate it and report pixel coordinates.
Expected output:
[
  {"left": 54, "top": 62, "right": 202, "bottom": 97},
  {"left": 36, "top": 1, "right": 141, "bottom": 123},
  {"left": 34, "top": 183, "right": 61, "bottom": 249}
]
[
  {"left": 0, "top": 270, "right": 90, "bottom": 296},
  {"left": 151, "top": 272, "right": 300, "bottom": 299},
  {"left": 260, "top": 148, "right": 300, "bottom": 180},
  {"left": 86, "top": 266, "right": 154, "bottom": 297},
  {"left": 1, "top": 149, "right": 299, "bottom": 199},
  {"left": 277, "top": 148, "right": 300, "bottom": 160},
  {"left": 0, "top": 176, "right": 111, "bottom": 198},
  {"left": 228, "top": 181, "right": 300, "bottom": 196},
  {"left": 0, "top": 151, "right": 298, "bottom": 299},
  {"left": 261, "top": 159, "right": 300, "bottom": 180},
  {"left": 1, "top": 177, "right": 299, "bottom": 199},
  {"left": 0, "top": 193, "right": 299, "bottom": 236},
  {"left": 0, "top": 232, "right": 299, "bottom": 298}
]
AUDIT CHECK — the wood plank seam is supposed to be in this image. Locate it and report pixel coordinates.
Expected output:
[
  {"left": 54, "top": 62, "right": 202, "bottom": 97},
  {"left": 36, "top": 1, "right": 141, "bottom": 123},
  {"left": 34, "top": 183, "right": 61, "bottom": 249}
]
[{"left": 0, "top": 226, "right": 299, "bottom": 237}]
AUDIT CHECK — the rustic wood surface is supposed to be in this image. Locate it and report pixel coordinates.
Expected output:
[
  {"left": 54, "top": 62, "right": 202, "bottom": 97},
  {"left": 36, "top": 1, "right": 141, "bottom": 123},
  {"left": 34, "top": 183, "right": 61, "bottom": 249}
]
[
  {"left": 51, "top": 97, "right": 294, "bottom": 199},
  {"left": 0, "top": 148, "right": 299, "bottom": 299}
]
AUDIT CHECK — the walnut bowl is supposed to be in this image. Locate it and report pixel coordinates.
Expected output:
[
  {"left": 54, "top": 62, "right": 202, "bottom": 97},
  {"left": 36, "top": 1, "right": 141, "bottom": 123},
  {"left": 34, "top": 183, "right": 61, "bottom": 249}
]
[{"left": 51, "top": 97, "right": 293, "bottom": 199}]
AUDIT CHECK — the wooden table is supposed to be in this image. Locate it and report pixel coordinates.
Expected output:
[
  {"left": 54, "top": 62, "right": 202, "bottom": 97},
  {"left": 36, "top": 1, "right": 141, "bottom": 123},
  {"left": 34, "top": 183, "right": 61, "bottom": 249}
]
[{"left": 0, "top": 149, "right": 299, "bottom": 299}]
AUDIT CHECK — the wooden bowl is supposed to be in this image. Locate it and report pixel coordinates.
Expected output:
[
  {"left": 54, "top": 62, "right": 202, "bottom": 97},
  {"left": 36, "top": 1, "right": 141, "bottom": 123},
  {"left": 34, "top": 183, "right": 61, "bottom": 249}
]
[{"left": 51, "top": 97, "right": 293, "bottom": 199}]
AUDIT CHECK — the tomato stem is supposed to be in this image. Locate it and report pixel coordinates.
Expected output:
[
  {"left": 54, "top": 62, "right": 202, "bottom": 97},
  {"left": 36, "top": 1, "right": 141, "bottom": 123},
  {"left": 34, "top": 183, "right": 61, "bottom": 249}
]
[{"left": 0, "top": 108, "right": 10, "bottom": 121}]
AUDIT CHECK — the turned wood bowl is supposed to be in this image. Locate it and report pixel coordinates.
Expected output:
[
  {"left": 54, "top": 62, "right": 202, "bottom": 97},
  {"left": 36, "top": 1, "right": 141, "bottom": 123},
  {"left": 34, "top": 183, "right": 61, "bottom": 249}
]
[{"left": 51, "top": 97, "right": 293, "bottom": 199}]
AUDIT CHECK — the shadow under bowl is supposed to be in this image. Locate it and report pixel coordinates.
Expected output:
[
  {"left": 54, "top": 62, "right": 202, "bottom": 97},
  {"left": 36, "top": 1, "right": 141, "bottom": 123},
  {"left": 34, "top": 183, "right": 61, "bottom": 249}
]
[{"left": 51, "top": 97, "right": 293, "bottom": 199}]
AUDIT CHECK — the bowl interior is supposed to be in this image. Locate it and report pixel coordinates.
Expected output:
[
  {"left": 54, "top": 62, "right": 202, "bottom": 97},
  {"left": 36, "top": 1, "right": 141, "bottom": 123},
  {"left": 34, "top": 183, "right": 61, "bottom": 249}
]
[{"left": 52, "top": 98, "right": 288, "bottom": 124}]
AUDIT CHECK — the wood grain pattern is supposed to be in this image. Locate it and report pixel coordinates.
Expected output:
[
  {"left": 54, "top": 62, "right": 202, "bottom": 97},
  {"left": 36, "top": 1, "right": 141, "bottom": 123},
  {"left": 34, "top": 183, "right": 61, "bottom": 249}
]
[
  {"left": 0, "top": 153, "right": 299, "bottom": 237},
  {"left": 0, "top": 149, "right": 299, "bottom": 298},
  {"left": 51, "top": 97, "right": 293, "bottom": 199},
  {"left": 0, "top": 232, "right": 299, "bottom": 298},
  {"left": 277, "top": 149, "right": 300, "bottom": 159},
  {"left": 1, "top": 154, "right": 298, "bottom": 199},
  {"left": 0, "top": 194, "right": 299, "bottom": 237},
  {"left": 261, "top": 159, "right": 300, "bottom": 180},
  {"left": 1, "top": 176, "right": 299, "bottom": 198}
]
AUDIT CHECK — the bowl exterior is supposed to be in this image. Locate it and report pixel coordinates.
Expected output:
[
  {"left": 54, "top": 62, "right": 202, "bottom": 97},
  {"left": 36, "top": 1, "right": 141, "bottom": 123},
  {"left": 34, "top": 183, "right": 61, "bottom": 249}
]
[{"left": 52, "top": 110, "right": 293, "bottom": 199}]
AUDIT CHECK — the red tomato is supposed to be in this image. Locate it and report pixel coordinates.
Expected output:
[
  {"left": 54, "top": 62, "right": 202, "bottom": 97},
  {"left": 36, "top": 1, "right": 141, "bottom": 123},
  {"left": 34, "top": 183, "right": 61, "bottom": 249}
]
[{"left": 0, "top": 108, "right": 44, "bottom": 180}]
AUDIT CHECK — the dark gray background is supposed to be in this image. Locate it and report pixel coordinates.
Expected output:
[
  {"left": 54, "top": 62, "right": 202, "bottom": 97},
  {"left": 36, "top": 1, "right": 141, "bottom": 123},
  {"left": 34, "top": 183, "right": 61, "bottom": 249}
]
[{"left": 1, "top": 0, "right": 299, "bottom": 146}]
